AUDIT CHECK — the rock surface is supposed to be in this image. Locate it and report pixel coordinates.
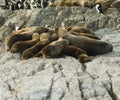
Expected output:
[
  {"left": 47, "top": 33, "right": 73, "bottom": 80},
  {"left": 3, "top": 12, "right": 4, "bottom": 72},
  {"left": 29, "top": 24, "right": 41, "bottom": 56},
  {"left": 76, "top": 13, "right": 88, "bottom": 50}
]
[
  {"left": 0, "top": 6, "right": 120, "bottom": 100},
  {"left": 0, "top": 0, "right": 5, "bottom": 6}
]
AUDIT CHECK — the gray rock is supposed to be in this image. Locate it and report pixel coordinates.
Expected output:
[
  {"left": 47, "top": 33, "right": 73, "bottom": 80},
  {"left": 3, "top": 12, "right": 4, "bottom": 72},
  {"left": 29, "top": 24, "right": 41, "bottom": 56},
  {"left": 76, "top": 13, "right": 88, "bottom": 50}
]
[
  {"left": 0, "top": 0, "right": 5, "bottom": 6},
  {"left": 0, "top": 6, "right": 120, "bottom": 100}
]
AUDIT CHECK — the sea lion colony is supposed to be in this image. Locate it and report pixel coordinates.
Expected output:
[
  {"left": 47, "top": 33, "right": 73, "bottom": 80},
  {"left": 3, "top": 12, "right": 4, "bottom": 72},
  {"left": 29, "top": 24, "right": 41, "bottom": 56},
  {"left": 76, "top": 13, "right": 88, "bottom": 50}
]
[{"left": 5, "top": 26, "right": 113, "bottom": 63}]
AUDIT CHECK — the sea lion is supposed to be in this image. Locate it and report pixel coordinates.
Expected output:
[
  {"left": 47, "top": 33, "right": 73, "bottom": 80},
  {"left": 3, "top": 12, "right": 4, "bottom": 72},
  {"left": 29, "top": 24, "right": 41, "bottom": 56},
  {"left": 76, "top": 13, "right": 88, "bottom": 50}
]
[
  {"left": 49, "top": 0, "right": 95, "bottom": 7},
  {"left": 69, "top": 31, "right": 100, "bottom": 40},
  {"left": 39, "top": 29, "right": 54, "bottom": 41},
  {"left": 66, "top": 26, "right": 94, "bottom": 34},
  {"left": 5, "top": 26, "right": 49, "bottom": 51},
  {"left": 33, "top": 31, "right": 59, "bottom": 57},
  {"left": 21, "top": 39, "right": 50, "bottom": 60},
  {"left": 49, "top": 0, "right": 81, "bottom": 7},
  {"left": 10, "top": 33, "right": 40, "bottom": 53},
  {"left": 21, "top": 30, "right": 54, "bottom": 59},
  {"left": 41, "top": 37, "right": 69, "bottom": 58},
  {"left": 61, "top": 45, "right": 90, "bottom": 63},
  {"left": 55, "top": 27, "right": 113, "bottom": 56}
]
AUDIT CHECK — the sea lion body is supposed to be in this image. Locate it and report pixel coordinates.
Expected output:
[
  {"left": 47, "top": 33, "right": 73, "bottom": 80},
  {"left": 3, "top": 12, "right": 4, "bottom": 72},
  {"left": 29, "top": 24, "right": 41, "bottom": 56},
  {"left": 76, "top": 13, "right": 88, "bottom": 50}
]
[
  {"left": 10, "top": 33, "right": 40, "bottom": 53},
  {"left": 21, "top": 30, "right": 55, "bottom": 59},
  {"left": 55, "top": 28, "right": 113, "bottom": 56},
  {"left": 41, "top": 38, "right": 69, "bottom": 58},
  {"left": 67, "top": 26, "right": 94, "bottom": 34},
  {"left": 61, "top": 46, "right": 89, "bottom": 63},
  {"left": 5, "top": 26, "right": 49, "bottom": 51}
]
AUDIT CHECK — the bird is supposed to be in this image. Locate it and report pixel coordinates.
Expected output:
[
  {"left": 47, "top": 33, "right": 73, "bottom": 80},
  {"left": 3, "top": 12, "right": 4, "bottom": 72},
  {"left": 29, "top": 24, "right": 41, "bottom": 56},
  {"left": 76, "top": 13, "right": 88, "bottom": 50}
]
[
  {"left": 96, "top": 3, "right": 103, "bottom": 14},
  {"left": 15, "top": 0, "right": 24, "bottom": 10},
  {"left": 15, "top": 26, "right": 21, "bottom": 31}
]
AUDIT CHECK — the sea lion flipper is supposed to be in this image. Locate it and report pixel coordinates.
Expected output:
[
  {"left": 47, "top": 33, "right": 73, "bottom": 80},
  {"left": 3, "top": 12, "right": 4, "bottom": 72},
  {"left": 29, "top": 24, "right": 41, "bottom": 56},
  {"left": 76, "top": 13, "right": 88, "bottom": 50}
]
[{"left": 21, "top": 39, "right": 50, "bottom": 60}]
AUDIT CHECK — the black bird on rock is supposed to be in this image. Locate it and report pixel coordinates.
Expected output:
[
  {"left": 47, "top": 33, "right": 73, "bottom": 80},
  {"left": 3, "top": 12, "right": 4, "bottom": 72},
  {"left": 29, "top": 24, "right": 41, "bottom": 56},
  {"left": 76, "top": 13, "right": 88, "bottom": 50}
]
[{"left": 96, "top": 3, "right": 103, "bottom": 14}]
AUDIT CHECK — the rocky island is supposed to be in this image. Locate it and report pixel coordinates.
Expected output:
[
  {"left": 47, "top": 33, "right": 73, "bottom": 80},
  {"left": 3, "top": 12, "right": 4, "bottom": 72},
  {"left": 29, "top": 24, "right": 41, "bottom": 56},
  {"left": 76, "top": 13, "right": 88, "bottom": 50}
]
[{"left": 0, "top": 0, "right": 120, "bottom": 99}]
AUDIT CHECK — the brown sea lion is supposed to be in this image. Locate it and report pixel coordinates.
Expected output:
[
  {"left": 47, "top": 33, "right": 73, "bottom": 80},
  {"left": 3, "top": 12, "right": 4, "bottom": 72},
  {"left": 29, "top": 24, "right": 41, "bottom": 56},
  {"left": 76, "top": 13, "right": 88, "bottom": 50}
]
[
  {"left": 21, "top": 39, "right": 50, "bottom": 60},
  {"left": 39, "top": 29, "right": 54, "bottom": 41},
  {"left": 10, "top": 33, "right": 40, "bottom": 53},
  {"left": 55, "top": 27, "right": 113, "bottom": 56},
  {"left": 61, "top": 45, "right": 90, "bottom": 63},
  {"left": 49, "top": 0, "right": 95, "bottom": 8},
  {"left": 21, "top": 30, "right": 54, "bottom": 60},
  {"left": 66, "top": 26, "right": 95, "bottom": 34},
  {"left": 33, "top": 32, "right": 59, "bottom": 58},
  {"left": 69, "top": 31, "right": 100, "bottom": 40},
  {"left": 5, "top": 26, "right": 49, "bottom": 51},
  {"left": 50, "top": 32, "right": 59, "bottom": 41},
  {"left": 41, "top": 37, "right": 69, "bottom": 58},
  {"left": 49, "top": 0, "right": 81, "bottom": 7}
]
